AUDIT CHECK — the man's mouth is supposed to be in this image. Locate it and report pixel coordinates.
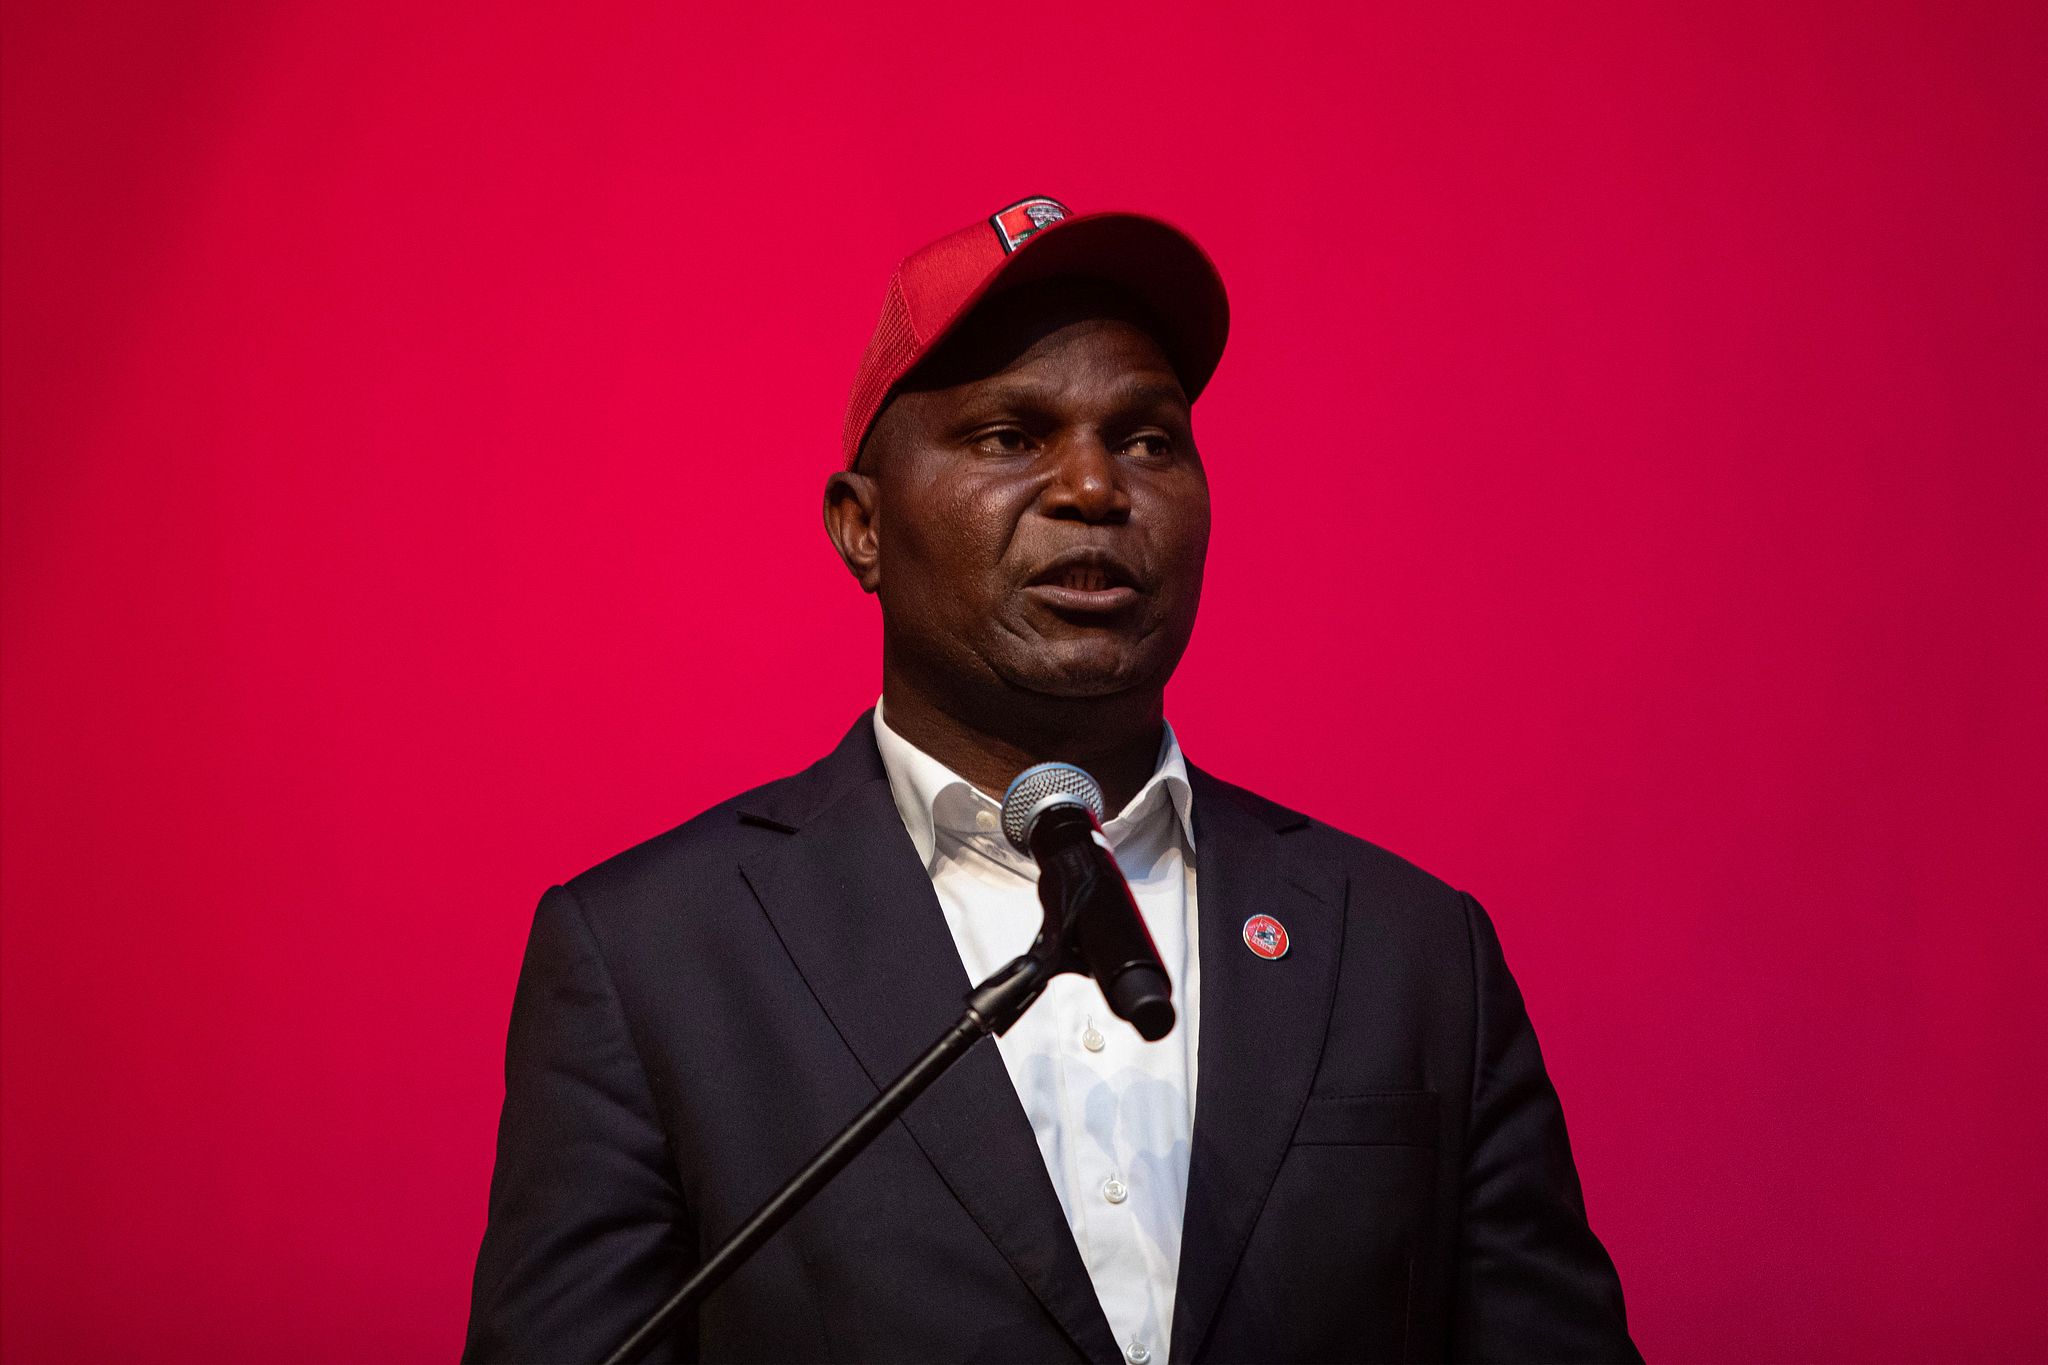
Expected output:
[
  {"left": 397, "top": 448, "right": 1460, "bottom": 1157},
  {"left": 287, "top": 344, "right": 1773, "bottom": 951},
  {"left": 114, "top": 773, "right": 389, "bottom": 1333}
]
[
  {"left": 1024, "top": 551, "right": 1143, "bottom": 614},
  {"left": 1056, "top": 564, "right": 1115, "bottom": 592}
]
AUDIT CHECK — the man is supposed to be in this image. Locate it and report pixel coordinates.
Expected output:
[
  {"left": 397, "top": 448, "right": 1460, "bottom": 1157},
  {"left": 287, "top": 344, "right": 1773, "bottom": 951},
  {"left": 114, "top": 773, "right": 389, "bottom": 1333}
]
[{"left": 465, "top": 197, "right": 1638, "bottom": 1363}]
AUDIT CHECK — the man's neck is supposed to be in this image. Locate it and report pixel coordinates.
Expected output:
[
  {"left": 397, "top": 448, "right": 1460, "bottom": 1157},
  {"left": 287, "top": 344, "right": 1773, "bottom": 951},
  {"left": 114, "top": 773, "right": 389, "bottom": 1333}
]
[{"left": 878, "top": 674, "right": 1168, "bottom": 817}]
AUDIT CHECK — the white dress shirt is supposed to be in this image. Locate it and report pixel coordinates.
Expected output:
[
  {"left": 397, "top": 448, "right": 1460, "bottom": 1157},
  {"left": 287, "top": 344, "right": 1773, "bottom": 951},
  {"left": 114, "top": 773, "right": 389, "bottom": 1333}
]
[{"left": 872, "top": 702, "right": 1200, "bottom": 1365}]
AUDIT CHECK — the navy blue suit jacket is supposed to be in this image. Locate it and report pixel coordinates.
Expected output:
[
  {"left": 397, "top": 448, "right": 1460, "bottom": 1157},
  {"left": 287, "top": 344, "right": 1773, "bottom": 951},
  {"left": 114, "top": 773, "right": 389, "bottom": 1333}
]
[{"left": 464, "top": 716, "right": 1637, "bottom": 1362}]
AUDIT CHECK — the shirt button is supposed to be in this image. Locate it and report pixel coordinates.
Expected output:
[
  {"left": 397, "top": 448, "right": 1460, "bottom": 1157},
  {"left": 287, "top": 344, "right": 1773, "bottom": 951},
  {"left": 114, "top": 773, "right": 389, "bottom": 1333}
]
[
  {"left": 1126, "top": 1343, "right": 1152, "bottom": 1364},
  {"left": 974, "top": 809, "right": 999, "bottom": 832},
  {"left": 1102, "top": 1177, "right": 1129, "bottom": 1204},
  {"left": 1081, "top": 1025, "right": 1105, "bottom": 1052}
]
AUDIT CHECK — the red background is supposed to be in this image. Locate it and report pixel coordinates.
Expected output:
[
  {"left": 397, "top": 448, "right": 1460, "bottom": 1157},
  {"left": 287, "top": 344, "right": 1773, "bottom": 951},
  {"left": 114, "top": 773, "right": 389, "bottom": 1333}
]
[{"left": 4, "top": 2, "right": 2043, "bottom": 1360}]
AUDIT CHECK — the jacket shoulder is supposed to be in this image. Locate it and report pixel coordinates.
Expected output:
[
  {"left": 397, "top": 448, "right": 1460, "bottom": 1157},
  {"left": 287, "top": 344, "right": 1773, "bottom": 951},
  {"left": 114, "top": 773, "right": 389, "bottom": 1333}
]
[
  {"left": 557, "top": 783, "right": 773, "bottom": 911},
  {"left": 1194, "top": 768, "right": 1467, "bottom": 910},
  {"left": 560, "top": 715, "right": 882, "bottom": 913}
]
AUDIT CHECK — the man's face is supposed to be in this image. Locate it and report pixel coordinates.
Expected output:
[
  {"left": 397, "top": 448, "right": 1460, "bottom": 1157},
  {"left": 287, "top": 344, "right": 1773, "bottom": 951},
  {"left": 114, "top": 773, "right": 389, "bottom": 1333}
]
[{"left": 839, "top": 285, "right": 1211, "bottom": 709}]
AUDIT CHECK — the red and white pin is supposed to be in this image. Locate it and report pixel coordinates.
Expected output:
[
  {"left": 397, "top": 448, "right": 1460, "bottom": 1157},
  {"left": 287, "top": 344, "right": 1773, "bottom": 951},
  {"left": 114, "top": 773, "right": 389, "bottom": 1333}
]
[{"left": 1242, "top": 914, "right": 1289, "bottom": 960}]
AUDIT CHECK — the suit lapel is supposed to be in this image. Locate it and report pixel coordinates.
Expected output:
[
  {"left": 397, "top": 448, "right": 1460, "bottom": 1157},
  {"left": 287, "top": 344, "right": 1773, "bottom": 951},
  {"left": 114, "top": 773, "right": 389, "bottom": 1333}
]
[
  {"left": 738, "top": 720, "right": 1120, "bottom": 1363},
  {"left": 1170, "top": 769, "right": 1347, "bottom": 1362}
]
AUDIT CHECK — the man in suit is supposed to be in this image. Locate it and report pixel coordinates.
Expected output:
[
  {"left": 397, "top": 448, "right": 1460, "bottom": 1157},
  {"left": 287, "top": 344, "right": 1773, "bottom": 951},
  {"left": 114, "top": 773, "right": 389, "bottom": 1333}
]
[{"left": 464, "top": 197, "right": 1638, "bottom": 1363}]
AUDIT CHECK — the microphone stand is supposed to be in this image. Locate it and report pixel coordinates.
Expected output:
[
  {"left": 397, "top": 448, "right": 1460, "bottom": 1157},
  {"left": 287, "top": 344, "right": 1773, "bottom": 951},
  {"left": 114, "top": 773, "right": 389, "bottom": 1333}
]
[{"left": 602, "top": 937, "right": 1086, "bottom": 1364}]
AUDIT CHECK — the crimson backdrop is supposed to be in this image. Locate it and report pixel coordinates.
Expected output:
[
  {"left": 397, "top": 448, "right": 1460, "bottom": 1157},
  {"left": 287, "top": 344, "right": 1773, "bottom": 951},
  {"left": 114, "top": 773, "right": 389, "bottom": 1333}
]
[{"left": 4, "top": 2, "right": 2043, "bottom": 1360}]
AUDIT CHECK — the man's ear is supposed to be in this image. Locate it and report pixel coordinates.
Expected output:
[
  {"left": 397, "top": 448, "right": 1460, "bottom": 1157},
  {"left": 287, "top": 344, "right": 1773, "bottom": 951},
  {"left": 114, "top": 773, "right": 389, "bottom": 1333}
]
[{"left": 823, "top": 469, "right": 882, "bottom": 594}]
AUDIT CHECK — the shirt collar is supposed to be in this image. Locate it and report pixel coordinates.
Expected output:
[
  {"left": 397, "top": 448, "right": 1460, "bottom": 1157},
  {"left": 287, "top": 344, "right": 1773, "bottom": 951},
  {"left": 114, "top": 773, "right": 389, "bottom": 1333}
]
[{"left": 872, "top": 698, "right": 1196, "bottom": 873}]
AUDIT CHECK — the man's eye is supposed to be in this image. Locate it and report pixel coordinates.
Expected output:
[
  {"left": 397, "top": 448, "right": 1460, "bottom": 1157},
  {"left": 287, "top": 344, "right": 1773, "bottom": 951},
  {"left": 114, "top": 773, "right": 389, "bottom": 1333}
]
[
  {"left": 974, "top": 427, "right": 1032, "bottom": 454},
  {"left": 1125, "top": 433, "right": 1173, "bottom": 458}
]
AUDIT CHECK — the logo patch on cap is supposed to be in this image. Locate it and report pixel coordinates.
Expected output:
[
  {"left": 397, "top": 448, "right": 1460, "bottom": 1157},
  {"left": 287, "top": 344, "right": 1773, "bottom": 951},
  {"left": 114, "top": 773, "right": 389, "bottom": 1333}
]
[{"left": 989, "top": 196, "right": 1070, "bottom": 253}]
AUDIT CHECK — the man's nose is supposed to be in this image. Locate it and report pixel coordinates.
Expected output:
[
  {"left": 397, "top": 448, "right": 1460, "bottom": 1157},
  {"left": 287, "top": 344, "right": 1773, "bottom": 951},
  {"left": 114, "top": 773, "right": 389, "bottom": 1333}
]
[{"left": 1040, "top": 432, "right": 1132, "bottom": 524}]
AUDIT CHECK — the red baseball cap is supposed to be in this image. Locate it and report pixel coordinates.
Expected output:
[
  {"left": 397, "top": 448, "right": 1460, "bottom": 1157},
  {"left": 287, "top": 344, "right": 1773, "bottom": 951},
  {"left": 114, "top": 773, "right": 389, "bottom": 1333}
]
[{"left": 840, "top": 195, "right": 1230, "bottom": 468}]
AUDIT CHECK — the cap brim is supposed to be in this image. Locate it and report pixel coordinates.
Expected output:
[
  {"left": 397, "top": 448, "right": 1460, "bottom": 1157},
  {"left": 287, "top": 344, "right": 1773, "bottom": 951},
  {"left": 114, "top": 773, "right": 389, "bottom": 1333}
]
[{"left": 923, "top": 211, "right": 1231, "bottom": 401}]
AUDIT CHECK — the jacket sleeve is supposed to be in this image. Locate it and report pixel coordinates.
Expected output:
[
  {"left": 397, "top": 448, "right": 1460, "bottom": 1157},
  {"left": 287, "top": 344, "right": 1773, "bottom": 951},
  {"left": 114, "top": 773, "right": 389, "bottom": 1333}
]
[
  {"left": 464, "top": 884, "right": 696, "bottom": 1363},
  {"left": 1449, "top": 893, "right": 1640, "bottom": 1363}
]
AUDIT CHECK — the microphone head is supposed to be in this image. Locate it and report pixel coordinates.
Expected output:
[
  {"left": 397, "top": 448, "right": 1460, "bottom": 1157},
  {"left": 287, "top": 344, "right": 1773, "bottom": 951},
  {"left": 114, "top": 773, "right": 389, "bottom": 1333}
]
[{"left": 1001, "top": 762, "right": 1105, "bottom": 852}]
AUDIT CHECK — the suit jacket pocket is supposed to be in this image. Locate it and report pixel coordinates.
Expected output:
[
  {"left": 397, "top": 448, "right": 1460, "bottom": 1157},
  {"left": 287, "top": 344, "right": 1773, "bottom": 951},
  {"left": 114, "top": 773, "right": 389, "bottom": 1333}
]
[{"left": 1292, "top": 1089, "right": 1440, "bottom": 1147}]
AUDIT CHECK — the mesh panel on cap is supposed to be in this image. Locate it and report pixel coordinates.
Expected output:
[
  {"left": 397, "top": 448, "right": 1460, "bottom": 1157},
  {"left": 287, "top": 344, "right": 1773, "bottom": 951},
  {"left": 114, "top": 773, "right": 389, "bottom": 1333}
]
[{"left": 841, "top": 275, "right": 919, "bottom": 465}]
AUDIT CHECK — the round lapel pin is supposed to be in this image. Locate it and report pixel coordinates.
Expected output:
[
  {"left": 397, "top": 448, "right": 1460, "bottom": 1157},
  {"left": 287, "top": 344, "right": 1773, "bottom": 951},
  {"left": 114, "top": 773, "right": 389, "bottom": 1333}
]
[{"left": 1242, "top": 914, "right": 1289, "bottom": 960}]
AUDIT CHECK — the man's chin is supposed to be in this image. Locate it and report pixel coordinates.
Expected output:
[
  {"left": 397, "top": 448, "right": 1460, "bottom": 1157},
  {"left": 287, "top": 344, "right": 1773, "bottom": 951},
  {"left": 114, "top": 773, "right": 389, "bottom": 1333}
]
[{"left": 1002, "top": 642, "right": 1159, "bottom": 700}]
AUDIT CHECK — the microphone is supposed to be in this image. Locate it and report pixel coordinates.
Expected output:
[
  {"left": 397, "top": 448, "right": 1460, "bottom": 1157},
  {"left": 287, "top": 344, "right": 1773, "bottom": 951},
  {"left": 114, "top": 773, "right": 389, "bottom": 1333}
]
[{"left": 1001, "top": 763, "right": 1176, "bottom": 1042}]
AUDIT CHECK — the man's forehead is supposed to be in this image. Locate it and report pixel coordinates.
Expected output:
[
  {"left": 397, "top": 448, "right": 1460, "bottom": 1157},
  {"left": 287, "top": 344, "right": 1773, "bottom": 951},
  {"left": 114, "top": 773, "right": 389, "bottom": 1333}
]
[{"left": 935, "top": 346, "right": 1188, "bottom": 407}]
